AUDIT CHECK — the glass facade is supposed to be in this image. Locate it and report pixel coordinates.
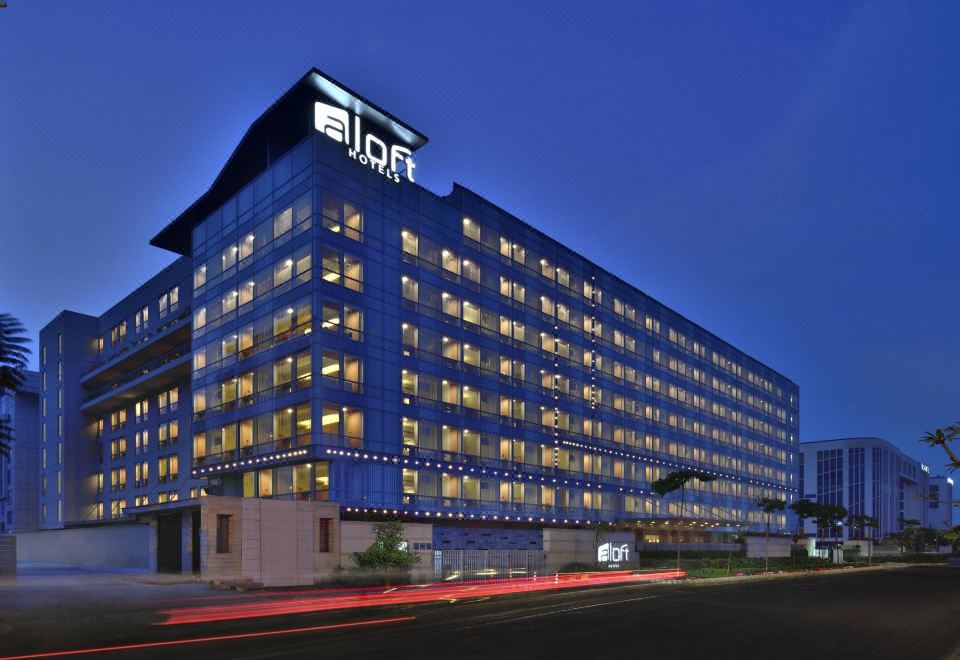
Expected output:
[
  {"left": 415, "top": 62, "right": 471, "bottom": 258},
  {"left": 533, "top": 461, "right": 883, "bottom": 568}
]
[{"left": 187, "top": 125, "right": 800, "bottom": 532}]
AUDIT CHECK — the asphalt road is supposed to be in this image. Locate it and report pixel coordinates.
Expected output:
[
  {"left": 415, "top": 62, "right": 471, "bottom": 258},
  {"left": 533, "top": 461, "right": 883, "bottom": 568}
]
[{"left": 1, "top": 565, "right": 958, "bottom": 659}]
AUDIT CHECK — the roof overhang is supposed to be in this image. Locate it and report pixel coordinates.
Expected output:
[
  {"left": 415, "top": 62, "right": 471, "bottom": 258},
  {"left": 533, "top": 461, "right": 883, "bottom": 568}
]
[{"left": 150, "top": 67, "right": 428, "bottom": 255}]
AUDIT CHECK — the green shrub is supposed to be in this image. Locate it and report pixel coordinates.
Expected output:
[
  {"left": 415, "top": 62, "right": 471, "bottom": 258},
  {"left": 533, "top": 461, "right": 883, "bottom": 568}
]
[{"left": 556, "top": 562, "right": 596, "bottom": 573}]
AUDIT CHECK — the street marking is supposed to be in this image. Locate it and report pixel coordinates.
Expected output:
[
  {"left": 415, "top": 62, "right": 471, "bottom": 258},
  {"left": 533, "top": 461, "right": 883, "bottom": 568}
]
[
  {"left": 508, "top": 594, "right": 665, "bottom": 622},
  {"left": 0, "top": 616, "right": 416, "bottom": 660}
]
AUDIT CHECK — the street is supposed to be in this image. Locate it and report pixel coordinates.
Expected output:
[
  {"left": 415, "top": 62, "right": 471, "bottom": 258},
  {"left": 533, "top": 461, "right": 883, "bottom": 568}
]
[{"left": 0, "top": 565, "right": 958, "bottom": 659}]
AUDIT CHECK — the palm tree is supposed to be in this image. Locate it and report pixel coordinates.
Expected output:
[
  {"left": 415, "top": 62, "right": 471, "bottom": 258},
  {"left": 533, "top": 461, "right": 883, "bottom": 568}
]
[
  {"left": 816, "top": 504, "right": 848, "bottom": 539},
  {"left": 651, "top": 469, "right": 717, "bottom": 573},
  {"left": 756, "top": 497, "right": 786, "bottom": 572},
  {"left": 0, "top": 313, "right": 30, "bottom": 457},
  {"left": 920, "top": 426, "right": 960, "bottom": 471},
  {"left": 846, "top": 514, "right": 879, "bottom": 564},
  {"left": 789, "top": 498, "right": 816, "bottom": 543},
  {"left": 894, "top": 517, "right": 921, "bottom": 554}
]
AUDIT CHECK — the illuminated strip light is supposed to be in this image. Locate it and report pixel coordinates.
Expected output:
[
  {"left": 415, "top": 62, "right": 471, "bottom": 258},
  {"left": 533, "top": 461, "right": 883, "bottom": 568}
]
[
  {"left": 191, "top": 441, "right": 791, "bottom": 500},
  {"left": 0, "top": 617, "right": 416, "bottom": 660},
  {"left": 192, "top": 449, "right": 309, "bottom": 476}
]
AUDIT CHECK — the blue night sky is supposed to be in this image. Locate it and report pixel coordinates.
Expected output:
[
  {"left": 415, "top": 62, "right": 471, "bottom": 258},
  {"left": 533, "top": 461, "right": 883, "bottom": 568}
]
[{"left": 1, "top": 2, "right": 958, "bottom": 476}]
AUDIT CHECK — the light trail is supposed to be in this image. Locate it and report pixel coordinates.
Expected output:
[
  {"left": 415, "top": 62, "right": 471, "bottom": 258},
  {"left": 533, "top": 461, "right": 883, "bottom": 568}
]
[
  {"left": 156, "top": 570, "right": 684, "bottom": 626},
  {"left": 0, "top": 616, "right": 415, "bottom": 660}
]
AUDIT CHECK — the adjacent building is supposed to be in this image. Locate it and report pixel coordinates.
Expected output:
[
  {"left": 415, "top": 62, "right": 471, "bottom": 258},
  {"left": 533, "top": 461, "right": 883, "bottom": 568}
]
[
  {"left": 0, "top": 371, "right": 40, "bottom": 532},
  {"left": 33, "top": 68, "right": 799, "bottom": 577},
  {"left": 37, "top": 259, "right": 198, "bottom": 529},
  {"left": 798, "top": 437, "right": 932, "bottom": 540},
  {"left": 928, "top": 475, "right": 954, "bottom": 531}
]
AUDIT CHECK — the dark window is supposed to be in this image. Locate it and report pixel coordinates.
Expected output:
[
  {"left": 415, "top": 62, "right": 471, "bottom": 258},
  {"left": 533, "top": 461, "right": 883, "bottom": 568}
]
[
  {"left": 216, "top": 514, "right": 231, "bottom": 553},
  {"left": 318, "top": 518, "right": 331, "bottom": 553}
]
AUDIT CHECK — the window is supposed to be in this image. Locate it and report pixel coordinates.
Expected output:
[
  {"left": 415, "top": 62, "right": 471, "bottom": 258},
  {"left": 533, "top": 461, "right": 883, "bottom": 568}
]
[
  {"left": 159, "top": 286, "right": 180, "bottom": 319},
  {"left": 135, "top": 461, "right": 149, "bottom": 487},
  {"left": 158, "top": 454, "right": 179, "bottom": 482},
  {"left": 159, "top": 421, "right": 179, "bottom": 447},
  {"left": 462, "top": 217, "right": 480, "bottom": 241},
  {"left": 110, "top": 322, "right": 126, "bottom": 346},
  {"left": 322, "top": 248, "right": 363, "bottom": 291},
  {"left": 111, "top": 467, "right": 127, "bottom": 492},
  {"left": 216, "top": 514, "right": 231, "bottom": 553},
  {"left": 110, "top": 408, "right": 127, "bottom": 432},
  {"left": 135, "top": 430, "right": 148, "bottom": 454},
  {"left": 135, "top": 306, "right": 149, "bottom": 332},
  {"left": 323, "top": 193, "right": 362, "bottom": 241},
  {"left": 158, "top": 387, "right": 179, "bottom": 414},
  {"left": 110, "top": 437, "right": 127, "bottom": 461},
  {"left": 315, "top": 462, "right": 329, "bottom": 500},
  {"left": 401, "top": 323, "right": 418, "bottom": 349},
  {"left": 318, "top": 518, "right": 332, "bottom": 552},
  {"left": 193, "top": 264, "right": 207, "bottom": 290},
  {"left": 401, "top": 229, "right": 418, "bottom": 255},
  {"left": 401, "top": 276, "right": 418, "bottom": 302},
  {"left": 135, "top": 398, "right": 149, "bottom": 422},
  {"left": 321, "top": 300, "right": 362, "bottom": 340}
]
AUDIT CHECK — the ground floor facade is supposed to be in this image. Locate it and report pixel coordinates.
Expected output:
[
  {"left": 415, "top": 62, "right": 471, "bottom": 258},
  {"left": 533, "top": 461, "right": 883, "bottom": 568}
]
[{"left": 13, "top": 495, "right": 752, "bottom": 586}]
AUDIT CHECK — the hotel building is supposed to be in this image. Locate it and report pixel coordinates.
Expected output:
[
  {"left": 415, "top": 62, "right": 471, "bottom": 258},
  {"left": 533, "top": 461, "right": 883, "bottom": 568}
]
[
  {"left": 33, "top": 69, "right": 798, "bottom": 578},
  {"left": 37, "top": 261, "right": 196, "bottom": 529}
]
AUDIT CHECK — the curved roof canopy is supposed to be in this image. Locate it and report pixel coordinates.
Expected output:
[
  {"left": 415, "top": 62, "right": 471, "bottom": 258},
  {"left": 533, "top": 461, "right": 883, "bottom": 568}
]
[{"left": 151, "top": 68, "right": 428, "bottom": 254}]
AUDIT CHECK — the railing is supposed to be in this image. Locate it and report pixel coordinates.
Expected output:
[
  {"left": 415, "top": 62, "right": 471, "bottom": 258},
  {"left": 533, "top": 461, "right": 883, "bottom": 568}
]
[
  {"left": 81, "top": 342, "right": 191, "bottom": 403},
  {"left": 193, "top": 432, "right": 369, "bottom": 469},
  {"left": 83, "top": 308, "right": 191, "bottom": 376},
  {"left": 433, "top": 549, "right": 546, "bottom": 581}
]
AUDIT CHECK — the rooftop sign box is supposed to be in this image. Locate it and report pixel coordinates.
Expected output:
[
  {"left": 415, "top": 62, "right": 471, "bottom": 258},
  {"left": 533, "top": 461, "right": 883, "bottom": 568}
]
[
  {"left": 153, "top": 68, "right": 428, "bottom": 254},
  {"left": 309, "top": 70, "right": 426, "bottom": 184}
]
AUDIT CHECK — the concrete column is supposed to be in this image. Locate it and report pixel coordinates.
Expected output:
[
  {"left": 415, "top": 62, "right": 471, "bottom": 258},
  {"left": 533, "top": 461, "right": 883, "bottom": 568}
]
[
  {"left": 146, "top": 517, "right": 158, "bottom": 573},
  {"left": 181, "top": 512, "right": 193, "bottom": 574}
]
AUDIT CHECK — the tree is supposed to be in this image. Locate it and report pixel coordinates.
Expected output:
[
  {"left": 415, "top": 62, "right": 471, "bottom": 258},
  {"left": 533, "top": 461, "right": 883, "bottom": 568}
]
[
  {"left": 891, "top": 517, "right": 921, "bottom": 554},
  {"left": 846, "top": 514, "right": 879, "bottom": 564},
  {"left": 789, "top": 498, "right": 817, "bottom": 543},
  {"left": 0, "top": 313, "right": 30, "bottom": 457},
  {"left": 651, "top": 470, "right": 717, "bottom": 572},
  {"left": 940, "top": 525, "right": 960, "bottom": 554},
  {"left": 593, "top": 521, "right": 612, "bottom": 567},
  {"left": 756, "top": 497, "right": 786, "bottom": 572},
  {"left": 920, "top": 426, "right": 960, "bottom": 472},
  {"left": 352, "top": 520, "right": 420, "bottom": 586},
  {"left": 813, "top": 503, "right": 847, "bottom": 540}
]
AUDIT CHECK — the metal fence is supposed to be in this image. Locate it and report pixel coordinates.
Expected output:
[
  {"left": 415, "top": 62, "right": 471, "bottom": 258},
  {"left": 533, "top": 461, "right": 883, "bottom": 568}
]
[{"left": 433, "top": 549, "right": 547, "bottom": 581}]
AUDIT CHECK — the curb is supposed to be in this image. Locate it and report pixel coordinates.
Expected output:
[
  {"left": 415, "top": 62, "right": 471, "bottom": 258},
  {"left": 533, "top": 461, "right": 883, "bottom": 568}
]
[{"left": 678, "top": 562, "right": 945, "bottom": 586}]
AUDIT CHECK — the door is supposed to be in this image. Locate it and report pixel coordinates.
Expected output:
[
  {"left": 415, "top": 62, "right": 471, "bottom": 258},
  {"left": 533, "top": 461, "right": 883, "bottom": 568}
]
[{"left": 157, "top": 513, "right": 182, "bottom": 573}]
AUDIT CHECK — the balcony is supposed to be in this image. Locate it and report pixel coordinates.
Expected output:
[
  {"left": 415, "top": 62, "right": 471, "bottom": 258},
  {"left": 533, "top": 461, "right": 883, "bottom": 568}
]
[
  {"left": 80, "top": 342, "right": 191, "bottom": 412},
  {"left": 82, "top": 309, "right": 191, "bottom": 386}
]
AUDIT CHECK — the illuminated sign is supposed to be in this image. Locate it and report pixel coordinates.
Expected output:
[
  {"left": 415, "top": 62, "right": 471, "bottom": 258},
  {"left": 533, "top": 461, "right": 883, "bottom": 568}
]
[
  {"left": 315, "top": 102, "right": 416, "bottom": 184},
  {"left": 948, "top": 478, "right": 954, "bottom": 486},
  {"left": 921, "top": 463, "right": 930, "bottom": 473},
  {"left": 597, "top": 542, "right": 630, "bottom": 567}
]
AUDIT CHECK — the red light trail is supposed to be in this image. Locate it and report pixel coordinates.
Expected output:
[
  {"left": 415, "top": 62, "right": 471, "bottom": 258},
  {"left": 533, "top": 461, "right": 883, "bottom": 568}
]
[
  {"left": 0, "top": 616, "right": 416, "bottom": 660},
  {"left": 156, "top": 570, "right": 684, "bottom": 626}
]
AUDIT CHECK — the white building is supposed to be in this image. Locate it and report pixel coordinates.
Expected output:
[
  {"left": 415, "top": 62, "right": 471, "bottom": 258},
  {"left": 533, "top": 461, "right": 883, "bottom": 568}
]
[
  {"left": 928, "top": 475, "right": 954, "bottom": 531},
  {"left": 799, "top": 437, "right": 929, "bottom": 540}
]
